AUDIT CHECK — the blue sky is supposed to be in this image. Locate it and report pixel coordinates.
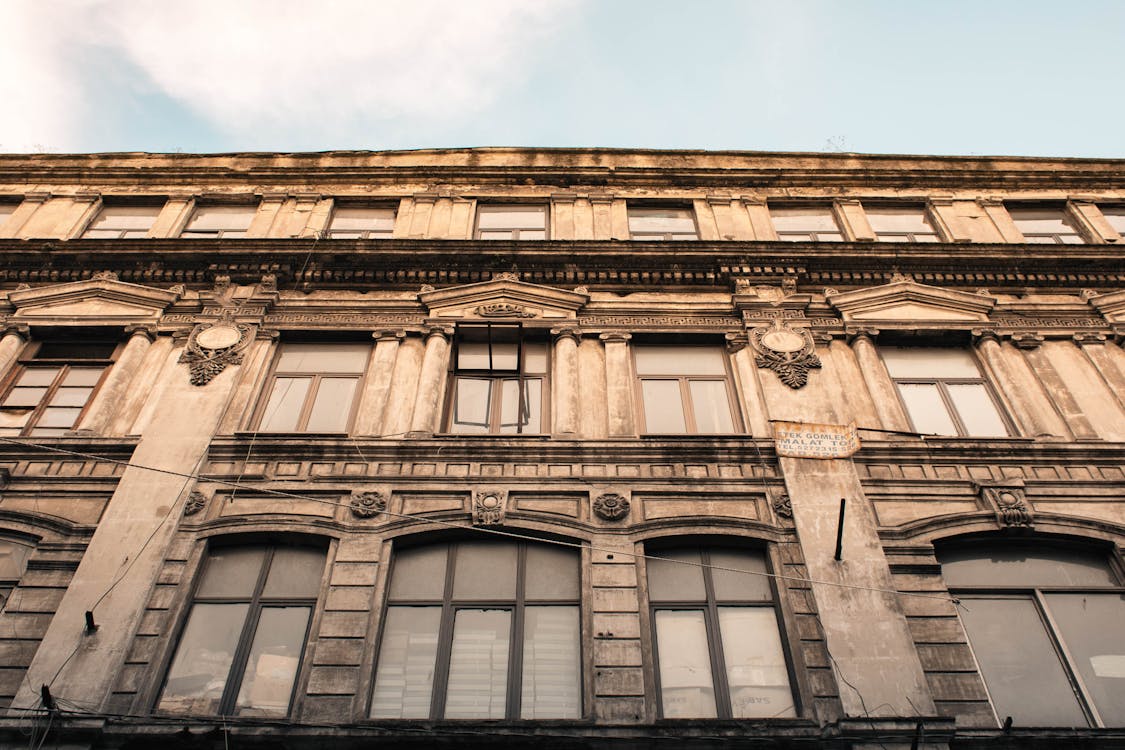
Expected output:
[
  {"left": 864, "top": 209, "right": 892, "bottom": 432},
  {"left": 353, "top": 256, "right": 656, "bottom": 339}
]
[{"left": 3, "top": 0, "right": 1122, "bottom": 157}]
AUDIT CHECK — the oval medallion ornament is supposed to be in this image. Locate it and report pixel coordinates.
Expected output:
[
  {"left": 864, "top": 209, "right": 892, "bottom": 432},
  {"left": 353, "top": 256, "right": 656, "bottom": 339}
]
[
  {"left": 194, "top": 324, "right": 242, "bottom": 350},
  {"left": 750, "top": 318, "right": 822, "bottom": 389}
]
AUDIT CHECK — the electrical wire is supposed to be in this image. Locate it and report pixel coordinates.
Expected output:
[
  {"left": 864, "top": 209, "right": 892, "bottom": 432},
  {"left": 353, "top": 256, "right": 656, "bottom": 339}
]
[{"left": 0, "top": 434, "right": 959, "bottom": 605}]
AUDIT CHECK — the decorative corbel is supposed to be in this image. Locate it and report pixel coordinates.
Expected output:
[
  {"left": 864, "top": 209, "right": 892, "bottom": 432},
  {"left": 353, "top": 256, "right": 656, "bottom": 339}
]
[{"left": 978, "top": 480, "right": 1032, "bottom": 529}]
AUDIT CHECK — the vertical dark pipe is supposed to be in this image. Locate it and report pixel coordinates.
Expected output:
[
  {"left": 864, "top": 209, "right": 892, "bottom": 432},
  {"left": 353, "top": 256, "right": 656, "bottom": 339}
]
[{"left": 834, "top": 498, "right": 846, "bottom": 561}]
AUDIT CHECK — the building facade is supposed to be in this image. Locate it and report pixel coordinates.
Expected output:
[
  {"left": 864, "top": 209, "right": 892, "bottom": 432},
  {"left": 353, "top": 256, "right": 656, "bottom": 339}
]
[{"left": 0, "top": 148, "right": 1121, "bottom": 748}]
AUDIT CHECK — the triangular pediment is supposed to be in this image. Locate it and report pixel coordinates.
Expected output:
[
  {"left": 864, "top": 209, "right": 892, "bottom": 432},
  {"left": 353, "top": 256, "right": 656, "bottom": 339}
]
[
  {"left": 1089, "top": 290, "right": 1125, "bottom": 322},
  {"left": 420, "top": 277, "right": 589, "bottom": 321},
  {"left": 828, "top": 279, "right": 994, "bottom": 323},
  {"left": 7, "top": 278, "right": 181, "bottom": 325}
]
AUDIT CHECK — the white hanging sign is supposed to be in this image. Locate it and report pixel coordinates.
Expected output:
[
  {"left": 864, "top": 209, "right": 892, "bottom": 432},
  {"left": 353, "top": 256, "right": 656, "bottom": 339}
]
[{"left": 773, "top": 421, "right": 860, "bottom": 459}]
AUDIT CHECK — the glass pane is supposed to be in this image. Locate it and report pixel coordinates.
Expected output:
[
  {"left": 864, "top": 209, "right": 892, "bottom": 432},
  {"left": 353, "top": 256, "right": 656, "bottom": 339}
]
[
  {"left": 521, "top": 606, "right": 580, "bottom": 718},
  {"left": 1101, "top": 206, "right": 1125, "bottom": 235},
  {"left": 186, "top": 206, "right": 256, "bottom": 231},
  {"left": 452, "top": 542, "right": 517, "bottom": 600},
  {"left": 158, "top": 602, "right": 249, "bottom": 714},
  {"left": 479, "top": 230, "right": 513, "bottom": 240},
  {"left": 85, "top": 206, "right": 160, "bottom": 234},
  {"left": 946, "top": 383, "right": 1008, "bottom": 437},
  {"left": 498, "top": 379, "right": 541, "bottom": 434},
  {"left": 49, "top": 386, "right": 93, "bottom": 407},
  {"left": 477, "top": 206, "right": 546, "bottom": 230},
  {"left": 881, "top": 347, "right": 981, "bottom": 378},
  {"left": 0, "top": 411, "right": 30, "bottom": 432},
  {"left": 330, "top": 207, "right": 395, "bottom": 231},
  {"left": 655, "top": 610, "right": 716, "bottom": 718},
  {"left": 1009, "top": 207, "right": 1076, "bottom": 235},
  {"left": 689, "top": 380, "right": 735, "bottom": 433},
  {"left": 388, "top": 546, "right": 448, "bottom": 601},
  {"left": 262, "top": 547, "right": 325, "bottom": 598},
  {"left": 35, "top": 342, "right": 115, "bottom": 360},
  {"left": 3, "top": 386, "right": 47, "bottom": 407},
  {"left": 519, "top": 230, "right": 546, "bottom": 240},
  {"left": 28, "top": 427, "right": 67, "bottom": 437},
  {"left": 304, "top": 377, "right": 358, "bottom": 432},
  {"left": 457, "top": 340, "right": 518, "bottom": 371},
  {"left": 16, "top": 368, "right": 61, "bottom": 386},
  {"left": 940, "top": 546, "right": 1118, "bottom": 588},
  {"left": 957, "top": 597, "right": 1088, "bottom": 727},
  {"left": 1045, "top": 593, "right": 1125, "bottom": 725},
  {"left": 523, "top": 341, "right": 548, "bottom": 374},
  {"left": 525, "top": 545, "right": 580, "bottom": 600},
  {"left": 709, "top": 549, "right": 772, "bottom": 601},
  {"left": 450, "top": 377, "right": 492, "bottom": 433},
  {"left": 641, "top": 380, "right": 688, "bottom": 433},
  {"left": 444, "top": 609, "right": 511, "bottom": 719},
  {"left": 897, "top": 383, "right": 958, "bottom": 436},
  {"left": 0, "top": 541, "right": 32, "bottom": 580},
  {"left": 648, "top": 549, "right": 705, "bottom": 602},
  {"left": 628, "top": 208, "right": 697, "bottom": 235},
  {"left": 275, "top": 343, "right": 368, "bottom": 374},
  {"left": 62, "top": 367, "right": 105, "bottom": 386},
  {"left": 719, "top": 608, "right": 795, "bottom": 718},
  {"left": 35, "top": 407, "right": 82, "bottom": 428},
  {"left": 635, "top": 346, "right": 726, "bottom": 376},
  {"left": 771, "top": 206, "right": 839, "bottom": 233},
  {"left": 258, "top": 377, "right": 311, "bottom": 432},
  {"left": 371, "top": 607, "right": 441, "bottom": 718},
  {"left": 197, "top": 547, "right": 267, "bottom": 598},
  {"left": 235, "top": 606, "right": 311, "bottom": 716},
  {"left": 865, "top": 206, "right": 934, "bottom": 233}
]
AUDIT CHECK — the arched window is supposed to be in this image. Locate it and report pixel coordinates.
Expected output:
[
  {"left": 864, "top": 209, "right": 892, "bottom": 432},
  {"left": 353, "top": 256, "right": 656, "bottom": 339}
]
[
  {"left": 370, "top": 539, "right": 581, "bottom": 719},
  {"left": 939, "top": 543, "right": 1125, "bottom": 727},
  {"left": 157, "top": 541, "right": 326, "bottom": 717},
  {"left": 647, "top": 544, "right": 796, "bottom": 719}
]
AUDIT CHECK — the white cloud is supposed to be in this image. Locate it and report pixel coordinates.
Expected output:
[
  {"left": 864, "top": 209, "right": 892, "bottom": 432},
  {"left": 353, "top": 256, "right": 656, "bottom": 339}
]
[{"left": 1, "top": 0, "right": 581, "bottom": 151}]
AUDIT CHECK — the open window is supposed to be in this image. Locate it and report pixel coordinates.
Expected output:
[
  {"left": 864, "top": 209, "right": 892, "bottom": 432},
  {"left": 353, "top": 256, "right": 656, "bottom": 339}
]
[
  {"left": 446, "top": 324, "right": 547, "bottom": 434},
  {"left": 370, "top": 539, "right": 581, "bottom": 719},
  {"left": 157, "top": 540, "right": 326, "bottom": 717}
]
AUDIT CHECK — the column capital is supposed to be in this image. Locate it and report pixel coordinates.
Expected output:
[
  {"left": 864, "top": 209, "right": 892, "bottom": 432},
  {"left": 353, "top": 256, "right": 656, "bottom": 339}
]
[
  {"left": 1, "top": 324, "right": 29, "bottom": 341},
  {"left": 423, "top": 324, "right": 454, "bottom": 341},
  {"left": 124, "top": 324, "right": 158, "bottom": 342},
  {"left": 1010, "top": 332, "right": 1044, "bottom": 350},
  {"left": 971, "top": 328, "right": 1002, "bottom": 346},
  {"left": 725, "top": 332, "right": 749, "bottom": 353},
  {"left": 1073, "top": 332, "right": 1107, "bottom": 347},
  {"left": 845, "top": 326, "right": 880, "bottom": 344},
  {"left": 373, "top": 329, "right": 407, "bottom": 343},
  {"left": 598, "top": 332, "right": 632, "bottom": 343},
  {"left": 550, "top": 326, "right": 582, "bottom": 343}
]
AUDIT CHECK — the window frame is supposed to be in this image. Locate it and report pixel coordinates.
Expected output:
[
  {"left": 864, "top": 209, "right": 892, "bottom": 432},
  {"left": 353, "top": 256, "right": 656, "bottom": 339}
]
[
  {"left": 939, "top": 541, "right": 1125, "bottom": 728},
  {"left": 180, "top": 204, "right": 258, "bottom": 239},
  {"left": 626, "top": 204, "right": 700, "bottom": 241},
  {"left": 0, "top": 536, "right": 35, "bottom": 612},
  {"left": 645, "top": 542, "right": 800, "bottom": 720},
  {"left": 250, "top": 341, "right": 371, "bottom": 434},
  {"left": 81, "top": 201, "right": 164, "bottom": 239},
  {"left": 863, "top": 203, "right": 942, "bottom": 243},
  {"left": 473, "top": 203, "right": 549, "bottom": 240},
  {"left": 370, "top": 539, "right": 583, "bottom": 720},
  {"left": 444, "top": 323, "right": 550, "bottom": 435},
  {"left": 325, "top": 202, "right": 398, "bottom": 239},
  {"left": 1006, "top": 204, "right": 1086, "bottom": 245},
  {"left": 1097, "top": 204, "right": 1125, "bottom": 240},
  {"left": 0, "top": 339, "right": 119, "bottom": 437},
  {"left": 632, "top": 343, "right": 743, "bottom": 435},
  {"left": 155, "top": 539, "right": 327, "bottom": 718},
  {"left": 883, "top": 347, "right": 1014, "bottom": 438},
  {"left": 768, "top": 203, "right": 845, "bottom": 242}
]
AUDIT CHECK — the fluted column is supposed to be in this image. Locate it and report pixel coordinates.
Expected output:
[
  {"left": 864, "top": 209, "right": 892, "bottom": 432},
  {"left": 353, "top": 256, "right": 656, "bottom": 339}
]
[
  {"left": 848, "top": 329, "right": 911, "bottom": 433},
  {"left": 552, "top": 327, "right": 580, "bottom": 435},
  {"left": 599, "top": 332, "right": 635, "bottom": 437},
  {"left": 409, "top": 326, "right": 452, "bottom": 436},
  {"left": 973, "top": 331, "right": 1067, "bottom": 438},
  {"left": 77, "top": 325, "right": 156, "bottom": 435},
  {"left": 0, "top": 326, "right": 28, "bottom": 378},
  {"left": 355, "top": 330, "right": 405, "bottom": 436}
]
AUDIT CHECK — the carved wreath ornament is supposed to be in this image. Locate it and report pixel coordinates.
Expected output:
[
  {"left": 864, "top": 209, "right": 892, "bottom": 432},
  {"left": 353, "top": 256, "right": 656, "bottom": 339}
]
[
  {"left": 179, "top": 309, "right": 253, "bottom": 386},
  {"left": 750, "top": 319, "right": 821, "bottom": 389}
]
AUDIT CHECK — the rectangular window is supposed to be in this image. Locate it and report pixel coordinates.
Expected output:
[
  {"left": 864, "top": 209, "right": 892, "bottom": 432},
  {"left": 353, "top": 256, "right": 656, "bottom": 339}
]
[
  {"left": 82, "top": 204, "right": 163, "bottom": 238},
  {"left": 255, "top": 343, "right": 369, "bottom": 433},
  {"left": 158, "top": 543, "right": 325, "bottom": 717},
  {"left": 770, "top": 205, "right": 844, "bottom": 242},
  {"left": 1008, "top": 205, "right": 1084, "bottom": 244},
  {"left": 865, "top": 205, "right": 939, "bottom": 242},
  {"left": 181, "top": 205, "right": 257, "bottom": 238},
  {"left": 881, "top": 347, "right": 1009, "bottom": 437},
  {"left": 628, "top": 207, "right": 699, "bottom": 240},
  {"left": 0, "top": 340, "right": 117, "bottom": 437},
  {"left": 327, "top": 205, "right": 396, "bottom": 239},
  {"left": 0, "top": 203, "right": 18, "bottom": 229},
  {"left": 634, "top": 345, "right": 739, "bottom": 434},
  {"left": 475, "top": 205, "right": 547, "bottom": 240},
  {"left": 447, "top": 325, "right": 547, "bottom": 434},
  {"left": 1100, "top": 205, "right": 1125, "bottom": 238},
  {"left": 648, "top": 546, "right": 795, "bottom": 719}
]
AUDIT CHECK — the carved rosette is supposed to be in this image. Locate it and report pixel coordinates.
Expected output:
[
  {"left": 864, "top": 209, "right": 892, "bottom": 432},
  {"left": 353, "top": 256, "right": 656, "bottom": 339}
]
[
  {"left": 750, "top": 319, "right": 822, "bottom": 389},
  {"left": 183, "top": 490, "right": 207, "bottom": 517},
  {"left": 350, "top": 491, "right": 387, "bottom": 519},
  {"left": 981, "top": 485, "right": 1033, "bottom": 528},
  {"left": 593, "top": 493, "right": 630, "bottom": 521},
  {"left": 179, "top": 309, "right": 253, "bottom": 386},
  {"left": 473, "top": 490, "right": 507, "bottom": 526}
]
